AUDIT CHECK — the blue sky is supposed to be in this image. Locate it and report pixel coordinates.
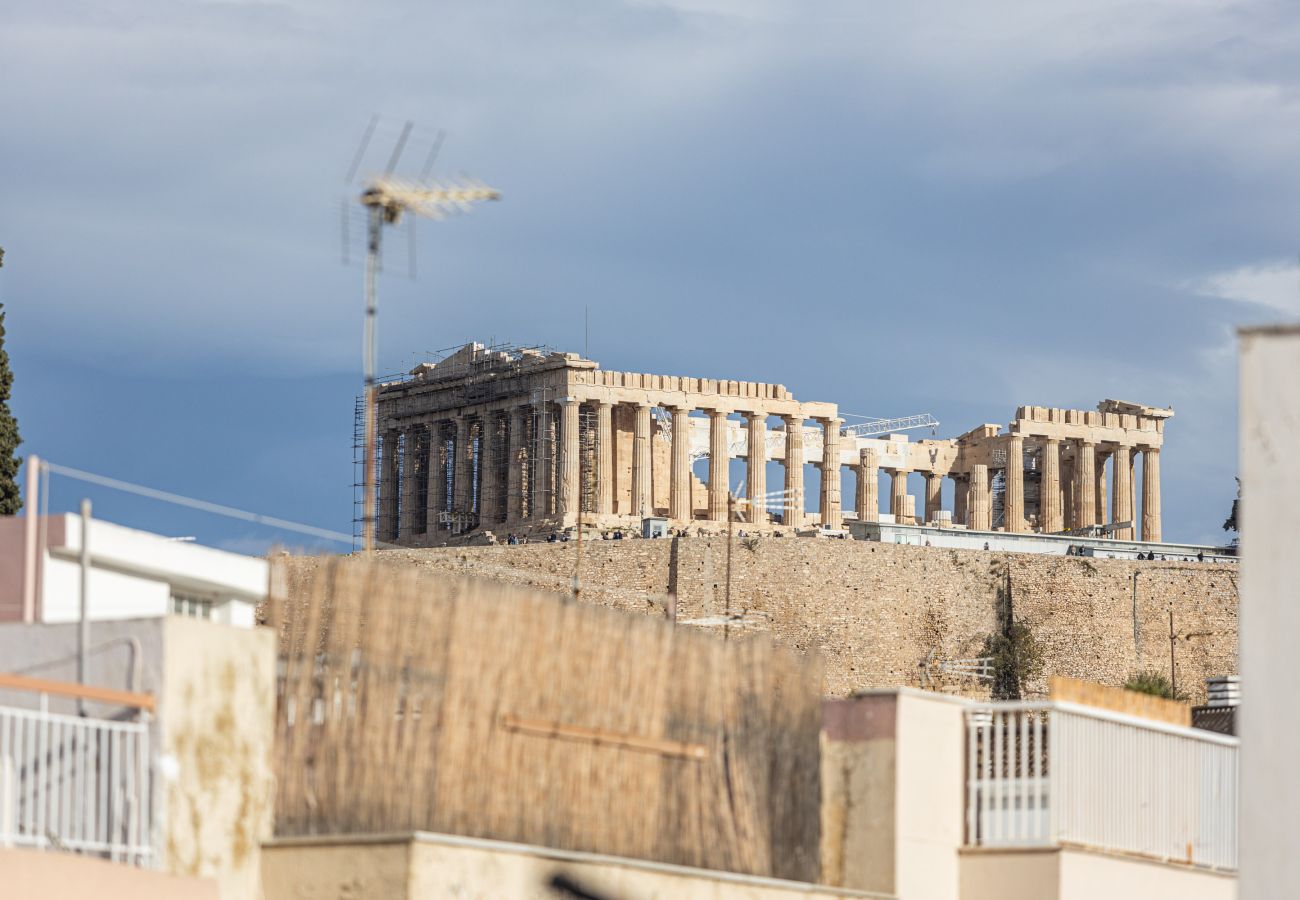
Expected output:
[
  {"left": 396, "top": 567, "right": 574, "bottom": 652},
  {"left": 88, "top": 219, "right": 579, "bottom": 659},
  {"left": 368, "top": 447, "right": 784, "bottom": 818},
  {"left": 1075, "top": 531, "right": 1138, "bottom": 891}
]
[{"left": 3, "top": 0, "right": 1299, "bottom": 548}]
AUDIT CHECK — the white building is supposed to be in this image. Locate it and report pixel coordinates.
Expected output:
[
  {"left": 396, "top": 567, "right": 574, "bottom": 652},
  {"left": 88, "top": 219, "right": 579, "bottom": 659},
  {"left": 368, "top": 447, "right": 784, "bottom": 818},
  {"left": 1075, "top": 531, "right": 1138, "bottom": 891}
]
[{"left": 0, "top": 514, "right": 267, "bottom": 627}]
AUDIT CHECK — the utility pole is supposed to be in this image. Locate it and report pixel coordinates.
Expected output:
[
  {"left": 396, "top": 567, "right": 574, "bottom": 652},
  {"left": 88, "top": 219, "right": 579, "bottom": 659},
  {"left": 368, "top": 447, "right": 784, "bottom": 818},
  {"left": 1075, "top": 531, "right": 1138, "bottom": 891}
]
[{"left": 78, "top": 498, "right": 91, "bottom": 716}]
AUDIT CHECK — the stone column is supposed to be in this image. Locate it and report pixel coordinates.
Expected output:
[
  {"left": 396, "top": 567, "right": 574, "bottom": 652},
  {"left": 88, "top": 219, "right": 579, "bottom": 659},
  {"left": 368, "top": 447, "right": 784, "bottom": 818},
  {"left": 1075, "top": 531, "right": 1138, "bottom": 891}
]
[
  {"left": 1005, "top": 435, "right": 1026, "bottom": 533},
  {"left": 1041, "top": 438, "right": 1062, "bottom": 533},
  {"left": 970, "top": 464, "right": 991, "bottom": 531},
  {"left": 400, "top": 426, "right": 421, "bottom": 538},
  {"left": 427, "top": 422, "right": 448, "bottom": 534},
  {"left": 1075, "top": 440, "right": 1096, "bottom": 527},
  {"left": 923, "top": 472, "right": 943, "bottom": 525},
  {"left": 632, "top": 404, "right": 652, "bottom": 518},
  {"left": 1095, "top": 450, "right": 1109, "bottom": 526},
  {"left": 820, "top": 418, "right": 843, "bottom": 529},
  {"left": 379, "top": 428, "right": 400, "bottom": 542},
  {"left": 596, "top": 401, "right": 614, "bottom": 516},
  {"left": 506, "top": 408, "right": 525, "bottom": 522},
  {"left": 952, "top": 474, "right": 968, "bottom": 527},
  {"left": 888, "top": 469, "right": 908, "bottom": 523},
  {"left": 535, "top": 404, "right": 555, "bottom": 517},
  {"left": 856, "top": 448, "right": 879, "bottom": 524},
  {"left": 1061, "top": 457, "right": 1076, "bottom": 529},
  {"left": 746, "top": 412, "right": 767, "bottom": 525},
  {"left": 479, "top": 413, "right": 501, "bottom": 526},
  {"left": 783, "top": 414, "right": 805, "bottom": 529},
  {"left": 1141, "top": 447, "right": 1162, "bottom": 543},
  {"left": 707, "top": 409, "right": 729, "bottom": 522},
  {"left": 556, "top": 398, "right": 581, "bottom": 525},
  {"left": 670, "top": 406, "right": 692, "bottom": 522},
  {"left": 1111, "top": 444, "right": 1134, "bottom": 539},
  {"left": 453, "top": 416, "right": 473, "bottom": 527}
]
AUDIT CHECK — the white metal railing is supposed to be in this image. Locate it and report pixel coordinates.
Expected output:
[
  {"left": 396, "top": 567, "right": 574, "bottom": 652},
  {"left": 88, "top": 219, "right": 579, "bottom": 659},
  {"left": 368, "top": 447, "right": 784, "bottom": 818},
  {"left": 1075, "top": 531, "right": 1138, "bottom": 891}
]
[
  {"left": 965, "top": 701, "right": 1238, "bottom": 870},
  {"left": 0, "top": 702, "right": 153, "bottom": 865}
]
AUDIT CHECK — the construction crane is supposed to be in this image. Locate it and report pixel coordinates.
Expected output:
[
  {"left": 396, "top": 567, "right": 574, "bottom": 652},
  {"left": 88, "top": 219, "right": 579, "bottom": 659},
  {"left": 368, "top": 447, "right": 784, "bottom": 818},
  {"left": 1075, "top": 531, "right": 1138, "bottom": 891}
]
[
  {"left": 347, "top": 119, "right": 500, "bottom": 551},
  {"left": 841, "top": 413, "right": 940, "bottom": 439}
]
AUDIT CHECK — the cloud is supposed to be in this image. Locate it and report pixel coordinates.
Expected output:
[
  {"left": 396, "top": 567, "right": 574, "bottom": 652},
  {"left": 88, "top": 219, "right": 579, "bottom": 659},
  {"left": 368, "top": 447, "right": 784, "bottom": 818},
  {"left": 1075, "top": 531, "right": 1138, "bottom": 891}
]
[{"left": 1192, "top": 260, "right": 1300, "bottom": 318}]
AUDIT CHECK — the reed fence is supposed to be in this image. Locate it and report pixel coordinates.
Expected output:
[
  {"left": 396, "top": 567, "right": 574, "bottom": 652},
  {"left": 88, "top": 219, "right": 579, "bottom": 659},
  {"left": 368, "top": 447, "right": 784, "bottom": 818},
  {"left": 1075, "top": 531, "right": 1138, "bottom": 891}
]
[{"left": 266, "top": 556, "right": 823, "bottom": 881}]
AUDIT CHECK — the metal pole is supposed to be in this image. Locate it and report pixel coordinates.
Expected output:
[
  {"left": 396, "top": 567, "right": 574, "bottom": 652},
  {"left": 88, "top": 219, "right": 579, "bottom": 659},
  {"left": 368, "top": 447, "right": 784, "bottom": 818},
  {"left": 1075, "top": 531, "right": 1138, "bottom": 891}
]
[
  {"left": 362, "top": 207, "right": 381, "bottom": 552},
  {"left": 1168, "top": 608, "right": 1177, "bottom": 699},
  {"left": 725, "top": 494, "right": 734, "bottom": 641},
  {"left": 78, "top": 498, "right": 91, "bottom": 716},
  {"left": 22, "top": 455, "right": 39, "bottom": 623}
]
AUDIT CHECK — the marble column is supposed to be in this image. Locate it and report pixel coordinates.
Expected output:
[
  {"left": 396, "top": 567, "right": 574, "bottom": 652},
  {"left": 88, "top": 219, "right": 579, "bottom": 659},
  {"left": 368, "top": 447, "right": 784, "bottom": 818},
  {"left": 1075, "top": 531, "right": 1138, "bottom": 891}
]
[
  {"left": 857, "top": 448, "right": 879, "bottom": 524},
  {"left": 1095, "top": 450, "right": 1109, "bottom": 527},
  {"left": 783, "top": 414, "right": 805, "bottom": 529},
  {"left": 556, "top": 398, "right": 581, "bottom": 524},
  {"left": 1005, "top": 435, "right": 1026, "bottom": 533},
  {"left": 1061, "top": 457, "right": 1076, "bottom": 529},
  {"left": 479, "top": 413, "right": 501, "bottom": 525},
  {"left": 506, "top": 408, "right": 525, "bottom": 522},
  {"left": 1041, "top": 438, "right": 1062, "bottom": 533},
  {"left": 970, "top": 464, "right": 991, "bottom": 531},
  {"left": 453, "top": 416, "right": 473, "bottom": 526},
  {"left": 951, "top": 474, "right": 968, "bottom": 527},
  {"left": 820, "top": 418, "right": 843, "bottom": 529},
  {"left": 707, "top": 409, "right": 729, "bottom": 522},
  {"left": 379, "top": 428, "right": 400, "bottom": 542},
  {"left": 596, "top": 401, "right": 614, "bottom": 516},
  {"left": 400, "top": 426, "right": 421, "bottom": 538},
  {"left": 427, "top": 421, "right": 448, "bottom": 534},
  {"left": 890, "top": 469, "right": 908, "bottom": 523},
  {"left": 535, "top": 404, "right": 555, "bottom": 517},
  {"left": 923, "top": 472, "right": 943, "bottom": 525},
  {"left": 1075, "top": 440, "right": 1096, "bottom": 528},
  {"left": 1112, "top": 444, "right": 1134, "bottom": 539},
  {"left": 1142, "top": 447, "right": 1162, "bottom": 543},
  {"left": 632, "top": 404, "right": 653, "bottom": 518},
  {"left": 746, "top": 412, "right": 767, "bottom": 524},
  {"left": 670, "top": 406, "right": 692, "bottom": 521}
]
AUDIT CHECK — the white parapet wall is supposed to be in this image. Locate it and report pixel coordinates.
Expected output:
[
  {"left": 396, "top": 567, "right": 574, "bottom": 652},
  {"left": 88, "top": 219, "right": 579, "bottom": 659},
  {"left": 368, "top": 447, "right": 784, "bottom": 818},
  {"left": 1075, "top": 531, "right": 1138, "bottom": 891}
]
[{"left": 1239, "top": 324, "right": 1300, "bottom": 900}]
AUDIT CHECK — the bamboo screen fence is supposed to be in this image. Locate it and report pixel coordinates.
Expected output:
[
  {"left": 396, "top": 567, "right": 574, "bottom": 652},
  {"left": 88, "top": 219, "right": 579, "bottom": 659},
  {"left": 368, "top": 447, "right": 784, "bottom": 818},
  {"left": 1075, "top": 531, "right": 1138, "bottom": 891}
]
[{"left": 266, "top": 556, "right": 824, "bottom": 882}]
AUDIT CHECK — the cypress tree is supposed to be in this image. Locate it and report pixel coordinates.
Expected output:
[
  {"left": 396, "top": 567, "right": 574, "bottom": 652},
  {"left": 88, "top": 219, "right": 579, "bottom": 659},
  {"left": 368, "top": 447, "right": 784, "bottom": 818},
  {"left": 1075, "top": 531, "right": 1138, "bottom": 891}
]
[{"left": 0, "top": 246, "right": 21, "bottom": 515}]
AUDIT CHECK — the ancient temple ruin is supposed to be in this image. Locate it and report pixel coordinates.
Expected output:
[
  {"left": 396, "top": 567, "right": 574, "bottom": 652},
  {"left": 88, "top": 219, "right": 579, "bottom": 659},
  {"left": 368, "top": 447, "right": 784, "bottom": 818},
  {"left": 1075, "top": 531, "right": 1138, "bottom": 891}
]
[{"left": 371, "top": 343, "right": 1170, "bottom": 544}]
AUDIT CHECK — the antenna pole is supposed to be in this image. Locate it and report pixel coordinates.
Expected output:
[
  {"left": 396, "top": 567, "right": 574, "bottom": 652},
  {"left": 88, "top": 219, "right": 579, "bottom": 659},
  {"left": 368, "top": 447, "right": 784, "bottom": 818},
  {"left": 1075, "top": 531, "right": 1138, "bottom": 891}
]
[{"left": 362, "top": 206, "right": 382, "bottom": 552}]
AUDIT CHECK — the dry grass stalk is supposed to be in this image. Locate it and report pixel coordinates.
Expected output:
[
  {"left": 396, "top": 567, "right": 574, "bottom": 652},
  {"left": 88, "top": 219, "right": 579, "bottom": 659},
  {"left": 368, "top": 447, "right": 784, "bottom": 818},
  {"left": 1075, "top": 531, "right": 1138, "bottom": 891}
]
[{"left": 267, "top": 556, "right": 823, "bottom": 881}]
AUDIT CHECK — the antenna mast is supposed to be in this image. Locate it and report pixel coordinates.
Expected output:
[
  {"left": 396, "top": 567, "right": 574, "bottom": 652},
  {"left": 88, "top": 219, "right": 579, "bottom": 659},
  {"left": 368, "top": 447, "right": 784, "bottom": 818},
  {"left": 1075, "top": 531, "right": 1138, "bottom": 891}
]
[{"left": 348, "top": 120, "right": 501, "bottom": 551}]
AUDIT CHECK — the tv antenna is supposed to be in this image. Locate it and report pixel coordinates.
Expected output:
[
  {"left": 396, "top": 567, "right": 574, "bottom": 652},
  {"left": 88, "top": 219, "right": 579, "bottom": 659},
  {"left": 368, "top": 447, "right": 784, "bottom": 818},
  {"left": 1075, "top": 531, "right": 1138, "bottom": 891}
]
[{"left": 344, "top": 116, "right": 501, "bottom": 551}]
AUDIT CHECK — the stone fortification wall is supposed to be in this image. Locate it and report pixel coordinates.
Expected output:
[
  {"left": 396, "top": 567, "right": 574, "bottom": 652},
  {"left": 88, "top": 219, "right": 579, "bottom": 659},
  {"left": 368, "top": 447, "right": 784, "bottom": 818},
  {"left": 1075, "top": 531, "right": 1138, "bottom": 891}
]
[{"left": 364, "top": 539, "right": 1237, "bottom": 703}]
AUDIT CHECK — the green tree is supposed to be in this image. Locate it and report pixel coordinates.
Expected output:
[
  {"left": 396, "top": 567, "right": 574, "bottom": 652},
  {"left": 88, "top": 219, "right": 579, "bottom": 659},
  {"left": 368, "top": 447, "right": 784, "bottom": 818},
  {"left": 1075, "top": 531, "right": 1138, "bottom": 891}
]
[
  {"left": 1223, "top": 477, "right": 1240, "bottom": 533},
  {"left": 0, "top": 246, "right": 21, "bottom": 515}
]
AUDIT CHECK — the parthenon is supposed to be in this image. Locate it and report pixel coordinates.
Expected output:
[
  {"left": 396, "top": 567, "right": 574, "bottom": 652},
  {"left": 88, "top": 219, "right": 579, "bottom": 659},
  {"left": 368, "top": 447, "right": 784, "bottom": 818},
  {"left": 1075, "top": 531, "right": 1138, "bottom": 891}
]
[{"left": 374, "top": 343, "right": 1171, "bottom": 545}]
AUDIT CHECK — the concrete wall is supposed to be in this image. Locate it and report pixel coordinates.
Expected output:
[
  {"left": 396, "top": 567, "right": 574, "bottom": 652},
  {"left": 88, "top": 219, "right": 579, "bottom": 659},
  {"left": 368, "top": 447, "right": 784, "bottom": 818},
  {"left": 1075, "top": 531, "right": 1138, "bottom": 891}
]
[
  {"left": 263, "top": 832, "right": 893, "bottom": 900},
  {"left": 0, "top": 847, "right": 218, "bottom": 899},
  {"left": 1239, "top": 325, "right": 1300, "bottom": 900},
  {"left": 0, "top": 616, "right": 276, "bottom": 900},
  {"left": 820, "top": 690, "right": 968, "bottom": 899},
  {"left": 160, "top": 616, "right": 276, "bottom": 900},
  {"left": 960, "top": 846, "right": 1237, "bottom": 900},
  {"left": 363, "top": 538, "right": 1239, "bottom": 703}
]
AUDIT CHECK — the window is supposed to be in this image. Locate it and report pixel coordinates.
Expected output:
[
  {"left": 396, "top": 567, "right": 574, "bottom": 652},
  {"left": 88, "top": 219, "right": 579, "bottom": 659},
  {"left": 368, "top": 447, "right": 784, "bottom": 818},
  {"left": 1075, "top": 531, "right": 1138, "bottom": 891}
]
[{"left": 170, "top": 592, "right": 214, "bottom": 620}]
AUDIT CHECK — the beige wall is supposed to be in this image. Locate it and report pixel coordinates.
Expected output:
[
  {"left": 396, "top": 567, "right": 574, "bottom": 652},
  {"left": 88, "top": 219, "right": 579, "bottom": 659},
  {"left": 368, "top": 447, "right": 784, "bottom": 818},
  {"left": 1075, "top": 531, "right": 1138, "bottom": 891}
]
[
  {"left": 0, "top": 848, "right": 217, "bottom": 899},
  {"left": 160, "top": 617, "right": 276, "bottom": 900},
  {"left": 263, "top": 833, "right": 892, "bottom": 900},
  {"left": 1238, "top": 326, "right": 1300, "bottom": 900},
  {"left": 961, "top": 846, "right": 1236, "bottom": 900},
  {"left": 821, "top": 690, "right": 969, "bottom": 900},
  {"left": 353, "top": 539, "right": 1238, "bottom": 703}
]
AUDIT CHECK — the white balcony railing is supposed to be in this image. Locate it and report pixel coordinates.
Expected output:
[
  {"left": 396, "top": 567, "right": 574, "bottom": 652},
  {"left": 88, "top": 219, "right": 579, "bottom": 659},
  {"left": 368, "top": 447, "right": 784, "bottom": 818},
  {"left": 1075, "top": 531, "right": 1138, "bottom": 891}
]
[
  {"left": 0, "top": 679, "right": 154, "bottom": 866},
  {"left": 965, "top": 701, "right": 1238, "bottom": 871}
]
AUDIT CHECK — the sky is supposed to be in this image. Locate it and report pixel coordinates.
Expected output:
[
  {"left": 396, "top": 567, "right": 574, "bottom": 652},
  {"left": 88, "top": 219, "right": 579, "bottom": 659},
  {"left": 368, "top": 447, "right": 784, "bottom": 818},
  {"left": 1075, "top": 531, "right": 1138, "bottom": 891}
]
[{"left": 3, "top": 0, "right": 1299, "bottom": 549}]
